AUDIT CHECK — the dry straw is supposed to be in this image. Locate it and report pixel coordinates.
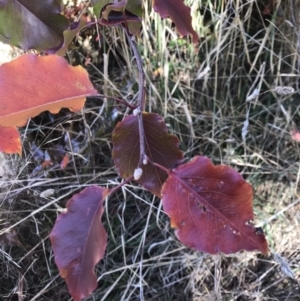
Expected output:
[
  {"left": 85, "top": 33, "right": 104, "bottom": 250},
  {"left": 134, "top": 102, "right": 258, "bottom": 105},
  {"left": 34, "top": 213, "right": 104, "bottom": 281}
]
[{"left": 274, "top": 86, "right": 295, "bottom": 96}]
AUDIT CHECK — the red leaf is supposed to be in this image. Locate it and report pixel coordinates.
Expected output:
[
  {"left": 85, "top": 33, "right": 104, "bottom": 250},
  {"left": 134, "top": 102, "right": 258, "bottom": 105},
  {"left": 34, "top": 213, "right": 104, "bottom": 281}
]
[
  {"left": 162, "top": 156, "right": 268, "bottom": 254},
  {"left": 112, "top": 113, "right": 183, "bottom": 197},
  {"left": 0, "top": 126, "right": 21, "bottom": 155},
  {"left": 153, "top": 0, "right": 199, "bottom": 43},
  {"left": 0, "top": 0, "right": 69, "bottom": 52},
  {"left": 0, "top": 54, "right": 97, "bottom": 155},
  {"left": 50, "top": 186, "right": 109, "bottom": 301}
]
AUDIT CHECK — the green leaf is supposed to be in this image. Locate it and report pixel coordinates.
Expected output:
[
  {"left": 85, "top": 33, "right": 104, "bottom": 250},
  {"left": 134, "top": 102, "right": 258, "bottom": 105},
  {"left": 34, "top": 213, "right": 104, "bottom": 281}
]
[
  {"left": 92, "top": 0, "right": 142, "bottom": 18},
  {"left": 0, "top": 0, "right": 69, "bottom": 51},
  {"left": 91, "top": 0, "right": 110, "bottom": 18}
]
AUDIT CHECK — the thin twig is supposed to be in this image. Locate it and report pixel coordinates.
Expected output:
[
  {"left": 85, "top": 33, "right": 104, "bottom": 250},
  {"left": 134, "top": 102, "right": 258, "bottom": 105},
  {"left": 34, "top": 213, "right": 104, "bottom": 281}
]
[
  {"left": 124, "top": 29, "right": 147, "bottom": 166},
  {"left": 90, "top": 94, "right": 138, "bottom": 109},
  {"left": 108, "top": 176, "right": 134, "bottom": 196}
]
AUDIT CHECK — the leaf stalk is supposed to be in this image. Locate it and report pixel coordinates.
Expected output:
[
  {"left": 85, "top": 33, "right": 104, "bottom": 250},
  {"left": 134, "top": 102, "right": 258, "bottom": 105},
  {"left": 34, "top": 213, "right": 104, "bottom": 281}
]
[{"left": 125, "top": 29, "right": 147, "bottom": 168}]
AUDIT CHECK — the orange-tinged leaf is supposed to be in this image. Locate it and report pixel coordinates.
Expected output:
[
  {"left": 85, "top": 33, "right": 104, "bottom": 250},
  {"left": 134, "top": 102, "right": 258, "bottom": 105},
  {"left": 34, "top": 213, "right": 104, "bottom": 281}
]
[
  {"left": 50, "top": 186, "right": 109, "bottom": 301},
  {"left": 153, "top": 0, "right": 199, "bottom": 43},
  {"left": 0, "top": 126, "right": 21, "bottom": 155},
  {"left": 60, "top": 153, "right": 70, "bottom": 169},
  {"left": 162, "top": 156, "right": 268, "bottom": 254},
  {"left": 0, "top": 54, "right": 97, "bottom": 155},
  {"left": 112, "top": 113, "right": 183, "bottom": 197},
  {"left": 0, "top": 54, "right": 97, "bottom": 127}
]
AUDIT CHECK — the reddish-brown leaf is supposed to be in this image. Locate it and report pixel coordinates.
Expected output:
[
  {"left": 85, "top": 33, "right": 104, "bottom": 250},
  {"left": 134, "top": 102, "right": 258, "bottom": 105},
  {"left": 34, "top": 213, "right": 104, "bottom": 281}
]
[
  {"left": 0, "top": 54, "right": 97, "bottom": 155},
  {"left": 50, "top": 186, "right": 109, "bottom": 301},
  {"left": 162, "top": 156, "right": 268, "bottom": 254},
  {"left": 112, "top": 113, "right": 183, "bottom": 197},
  {"left": 153, "top": 0, "right": 199, "bottom": 43}
]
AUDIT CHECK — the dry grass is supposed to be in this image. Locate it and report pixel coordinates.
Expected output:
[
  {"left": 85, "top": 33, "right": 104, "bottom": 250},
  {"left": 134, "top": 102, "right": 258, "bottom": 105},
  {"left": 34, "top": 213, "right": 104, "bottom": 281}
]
[{"left": 1, "top": 0, "right": 300, "bottom": 300}]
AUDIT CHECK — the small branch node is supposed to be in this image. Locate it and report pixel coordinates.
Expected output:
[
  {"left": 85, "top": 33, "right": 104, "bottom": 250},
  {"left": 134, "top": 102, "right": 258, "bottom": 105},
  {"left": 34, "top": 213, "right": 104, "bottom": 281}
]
[
  {"left": 133, "top": 108, "right": 141, "bottom": 116},
  {"left": 142, "top": 154, "right": 148, "bottom": 165}
]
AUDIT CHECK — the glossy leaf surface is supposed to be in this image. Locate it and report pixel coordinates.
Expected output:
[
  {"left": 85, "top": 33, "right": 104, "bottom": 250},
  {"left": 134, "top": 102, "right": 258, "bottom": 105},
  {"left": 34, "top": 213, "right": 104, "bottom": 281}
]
[
  {"left": 162, "top": 156, "right": 268, "bottom": 254},
  {"left": 112, "top": 113, "right": 183, "bottom": 197},
  {"left": 0, "top": 54, "right": 97, "bottom": 154},
  {"left": 50, "top": 186, "right": 109, "bottom": 301},
  {"left": 0, "top": 0, "right": 69, "bottom": 52},
  {"left": 153, "top": 0, "right": 199, "bottom": 43}
]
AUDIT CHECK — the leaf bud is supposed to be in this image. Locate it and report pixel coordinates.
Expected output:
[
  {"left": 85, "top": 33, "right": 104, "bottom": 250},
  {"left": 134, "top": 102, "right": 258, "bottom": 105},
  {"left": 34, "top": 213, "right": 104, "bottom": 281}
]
[
  {"left": 133, "top": 108, "right": 141, "bottom": 116},
  {"left": 142, "top": 155, "right": 148, "bottom": 165},
  {"left": 134, "top": 167, "right": 143, "bottom": 180}
]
